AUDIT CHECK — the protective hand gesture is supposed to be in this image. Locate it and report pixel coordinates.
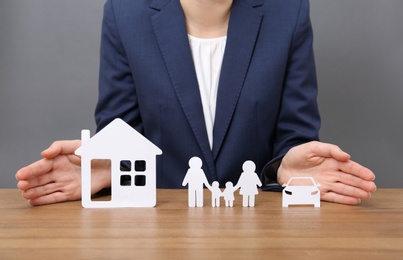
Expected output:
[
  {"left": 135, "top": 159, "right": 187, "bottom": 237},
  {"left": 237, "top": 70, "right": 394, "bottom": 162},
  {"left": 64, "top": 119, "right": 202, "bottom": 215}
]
[
  {"left": 16, "top": 140, "right": 110, "bottom": 206},
  {"left": 277, "top": 141, "right": 376, "bottom": 205}
]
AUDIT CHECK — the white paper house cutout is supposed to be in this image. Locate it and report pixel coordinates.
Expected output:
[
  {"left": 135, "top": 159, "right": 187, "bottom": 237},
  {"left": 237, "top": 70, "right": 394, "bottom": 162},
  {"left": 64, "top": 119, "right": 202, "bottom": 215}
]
[{"left": 75, "top": 118, "right": 162, "bottom": 208}]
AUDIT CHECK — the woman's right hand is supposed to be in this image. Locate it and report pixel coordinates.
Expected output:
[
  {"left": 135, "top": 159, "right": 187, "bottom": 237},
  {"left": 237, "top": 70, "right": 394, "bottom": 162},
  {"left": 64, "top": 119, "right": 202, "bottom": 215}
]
[{"left": 15, "top": 140, "right": 111, "bottom": 206}]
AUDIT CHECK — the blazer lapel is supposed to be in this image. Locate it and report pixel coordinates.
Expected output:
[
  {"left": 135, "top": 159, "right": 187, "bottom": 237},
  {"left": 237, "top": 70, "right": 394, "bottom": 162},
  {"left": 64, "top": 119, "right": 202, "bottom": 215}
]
[
  {"left": 150, "top": 0, "right": 216, "bottom": 178},
  {"left": 212, "top": 0, "right": 263, "bottom": 159}
]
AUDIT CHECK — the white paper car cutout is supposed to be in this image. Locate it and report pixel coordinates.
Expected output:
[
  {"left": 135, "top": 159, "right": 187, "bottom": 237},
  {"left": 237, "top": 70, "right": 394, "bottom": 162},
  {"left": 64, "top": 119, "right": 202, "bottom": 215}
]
[{"left": 282, "top": 177, "right": 321, "bottom": 207}]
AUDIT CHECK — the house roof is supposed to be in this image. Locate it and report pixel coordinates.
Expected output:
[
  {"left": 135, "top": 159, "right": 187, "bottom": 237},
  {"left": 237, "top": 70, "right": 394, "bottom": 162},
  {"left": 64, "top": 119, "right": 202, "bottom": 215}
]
[{"left": 75, "top": 118, "right": 162, "bottom": 158}]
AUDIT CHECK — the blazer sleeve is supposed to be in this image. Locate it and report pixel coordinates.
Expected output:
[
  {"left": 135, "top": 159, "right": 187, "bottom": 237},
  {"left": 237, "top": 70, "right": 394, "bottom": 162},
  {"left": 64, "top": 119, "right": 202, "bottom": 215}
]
[
  {"left": 262, "top": 0, "right": 320, "bottom": 189},
  {"left": 94, "top": 0, "right": 143, "bottom": 133}
]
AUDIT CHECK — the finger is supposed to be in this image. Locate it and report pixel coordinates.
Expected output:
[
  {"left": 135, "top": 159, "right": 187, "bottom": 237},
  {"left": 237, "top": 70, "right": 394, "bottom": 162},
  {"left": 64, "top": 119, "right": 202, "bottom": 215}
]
[
  {"left": 28, "top": 191, "right": 69, "bottom": 206},
  {"left": 337, "top": 169, "right": 377, "bottom": 193},
  {"left": 16, "top": 180, "right": 29, "bottom": 190},
  {"left": 327, "top": 181, "right": 373, "bottom": 201},
  {"left": 309, "top": 141, "right": 350, "bottom": 162},
  {"left": 41, "top": 140, "right": 81, "bottom": 159},
  {"left": 15, "top": 158, "right": 54, "bottom": 181},
  {"left": 22, "top": 182, "right": 63, "bottom": 200},
  {"left": 339, "top": 160, "right": 376, "bottom": 183},
  {"left": 18, "top": 171, "right": 57, "bottom": 191},
  {"left": 316, "top": 158, "right": 376, "bottom": 192},
  {"left": 321, "top": 191, "right": 362, "bottom": 205}
]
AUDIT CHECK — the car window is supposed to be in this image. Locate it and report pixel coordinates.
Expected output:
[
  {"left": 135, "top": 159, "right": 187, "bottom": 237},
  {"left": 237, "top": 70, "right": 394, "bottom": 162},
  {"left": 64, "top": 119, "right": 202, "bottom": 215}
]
[{"left": 288, "top": 178, "right": 315, "bottom": 186}]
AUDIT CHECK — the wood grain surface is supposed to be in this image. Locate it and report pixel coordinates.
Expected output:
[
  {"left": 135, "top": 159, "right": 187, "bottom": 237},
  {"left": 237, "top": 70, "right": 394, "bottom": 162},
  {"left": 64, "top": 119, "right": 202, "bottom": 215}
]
[{"left": 1, "top": 189, "right": 402, "bottom": 259}]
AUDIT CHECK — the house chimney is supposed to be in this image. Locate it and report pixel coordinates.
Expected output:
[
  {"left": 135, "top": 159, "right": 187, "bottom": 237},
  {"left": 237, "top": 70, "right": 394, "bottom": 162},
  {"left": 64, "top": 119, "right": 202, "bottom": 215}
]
[{"left": 81, "top": 129, "right": 90, "bottom": 144}]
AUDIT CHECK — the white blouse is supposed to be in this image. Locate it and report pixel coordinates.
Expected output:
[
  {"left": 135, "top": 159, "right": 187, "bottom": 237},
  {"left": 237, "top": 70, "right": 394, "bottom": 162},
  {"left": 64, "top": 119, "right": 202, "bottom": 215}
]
[{"left": 188, "top": 34, "right": 227, "bottom": 149}]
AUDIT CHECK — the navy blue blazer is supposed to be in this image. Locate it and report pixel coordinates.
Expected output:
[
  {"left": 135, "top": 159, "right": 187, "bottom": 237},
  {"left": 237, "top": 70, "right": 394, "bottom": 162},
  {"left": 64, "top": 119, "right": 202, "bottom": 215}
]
[{"left": 95, "top": 0, "right": 320, "bottom": 188}]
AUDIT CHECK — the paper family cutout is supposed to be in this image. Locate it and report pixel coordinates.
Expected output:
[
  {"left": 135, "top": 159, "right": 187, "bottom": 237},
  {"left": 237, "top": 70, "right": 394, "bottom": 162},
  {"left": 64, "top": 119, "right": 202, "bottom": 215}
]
[
  {"left": 76, "top": 118, "right": 320, "bottom": 208},
  {"left": 182, "top": 157, "right": 262, "bottom": 207}
]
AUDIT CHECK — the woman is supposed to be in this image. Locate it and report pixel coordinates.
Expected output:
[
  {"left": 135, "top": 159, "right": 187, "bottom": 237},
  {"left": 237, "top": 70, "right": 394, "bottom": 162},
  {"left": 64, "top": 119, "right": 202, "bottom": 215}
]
[{"left": 16, "top": 0, "right": 376, "bottom": 206}]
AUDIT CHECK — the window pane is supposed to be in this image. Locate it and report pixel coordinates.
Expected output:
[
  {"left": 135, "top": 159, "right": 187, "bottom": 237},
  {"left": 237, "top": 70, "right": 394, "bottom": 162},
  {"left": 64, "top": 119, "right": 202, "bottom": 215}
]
[
  {"left": 134, "top": 160, "right": 146, "bottom": 172},
  {"left": 134, "top": 175, "right": 146, "bottom": 186},
  {"left": 120, "top": 175, "right": 131, "bottom": 186},
  {"left": 120, "top": 160, "right": 132, "bottom": 171}
]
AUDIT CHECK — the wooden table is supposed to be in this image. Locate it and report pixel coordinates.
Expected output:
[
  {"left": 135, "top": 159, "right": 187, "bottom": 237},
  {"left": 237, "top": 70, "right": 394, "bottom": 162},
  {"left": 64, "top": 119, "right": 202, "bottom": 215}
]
[{"left": 1, "top": 189, "right": 402, "bottom": 259}]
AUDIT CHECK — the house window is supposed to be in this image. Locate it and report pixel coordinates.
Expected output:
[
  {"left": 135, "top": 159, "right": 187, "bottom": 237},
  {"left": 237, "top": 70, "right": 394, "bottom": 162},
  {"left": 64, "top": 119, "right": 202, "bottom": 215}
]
[
  {"left": 120, "top": 175, "right": 131, "bottom": 186},
  {"left": 120, "top": 160, "right": 132, "bottom": 171},
  {"left": 119, "top": 159, "right": 147, "bottom": 186},
  {"left": 135, "top": 160, "right": 146, "bottom": 172},
  {"left": 91, "top": 159, "right": 111, "bottom": 201},
  {"left": 134, "top": 175, "right": 146, "bottom": 186}
]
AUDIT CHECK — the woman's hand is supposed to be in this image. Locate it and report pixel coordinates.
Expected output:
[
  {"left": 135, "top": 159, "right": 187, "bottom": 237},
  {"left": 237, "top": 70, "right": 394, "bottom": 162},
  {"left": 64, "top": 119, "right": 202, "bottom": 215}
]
[
  {"left": 16, "top": 140, "right": 111, "bottom": 206},
  {"left": 278, "top": 141, "right": 376, "bottom": 205}
]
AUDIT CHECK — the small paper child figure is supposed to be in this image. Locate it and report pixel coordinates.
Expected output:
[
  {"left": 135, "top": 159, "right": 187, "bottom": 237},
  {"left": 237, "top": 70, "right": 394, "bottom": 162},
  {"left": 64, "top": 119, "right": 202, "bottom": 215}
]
[
  {"left": 223, "top": 181, "right": 236, "bottom": 207},
  {"left": 182, "top": 157, "right": 212, "bottom": 207},
  {"left": 234, "top": 161, "right": 262, "bottom": 207},
  {"left": 210, "top": 181, "right": 222, "bottom": 207}
]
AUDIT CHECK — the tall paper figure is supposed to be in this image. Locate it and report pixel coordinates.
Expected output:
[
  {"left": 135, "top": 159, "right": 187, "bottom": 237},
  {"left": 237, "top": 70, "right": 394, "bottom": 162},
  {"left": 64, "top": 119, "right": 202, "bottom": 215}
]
[
  {"left": 182, "top": 157, "right": 212, "bottom": 207},
  {"left": 234, "top": 161, "right": 262, "bottom": 207}
]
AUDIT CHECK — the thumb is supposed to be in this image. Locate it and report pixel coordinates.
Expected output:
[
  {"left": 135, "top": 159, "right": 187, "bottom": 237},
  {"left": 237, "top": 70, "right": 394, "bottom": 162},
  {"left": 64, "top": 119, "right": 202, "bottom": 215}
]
[
  {"left": 41, "top": 140, "right": 81, "bottom": 159},
  {"left": 309, "top": 141, "right": 350, "bottom": 162}
]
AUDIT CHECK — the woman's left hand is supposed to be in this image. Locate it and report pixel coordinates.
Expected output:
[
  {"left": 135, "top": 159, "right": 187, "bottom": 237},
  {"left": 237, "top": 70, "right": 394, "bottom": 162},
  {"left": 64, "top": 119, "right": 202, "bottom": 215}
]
[{"left": 277, "top": 141, "right": 377, "bottom": 205}]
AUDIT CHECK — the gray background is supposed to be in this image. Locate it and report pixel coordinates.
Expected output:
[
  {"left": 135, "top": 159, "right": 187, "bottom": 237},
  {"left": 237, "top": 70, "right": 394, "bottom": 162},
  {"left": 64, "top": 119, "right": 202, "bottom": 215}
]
[{"left": 0, "top": 0, "right": 402, "bottom": 188}]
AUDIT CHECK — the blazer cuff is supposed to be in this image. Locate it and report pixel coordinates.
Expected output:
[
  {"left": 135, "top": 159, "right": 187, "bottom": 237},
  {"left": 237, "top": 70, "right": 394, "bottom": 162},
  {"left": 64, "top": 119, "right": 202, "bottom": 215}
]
[{"left": 261, "top": 157, "right": 283, "bottom": 192}]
